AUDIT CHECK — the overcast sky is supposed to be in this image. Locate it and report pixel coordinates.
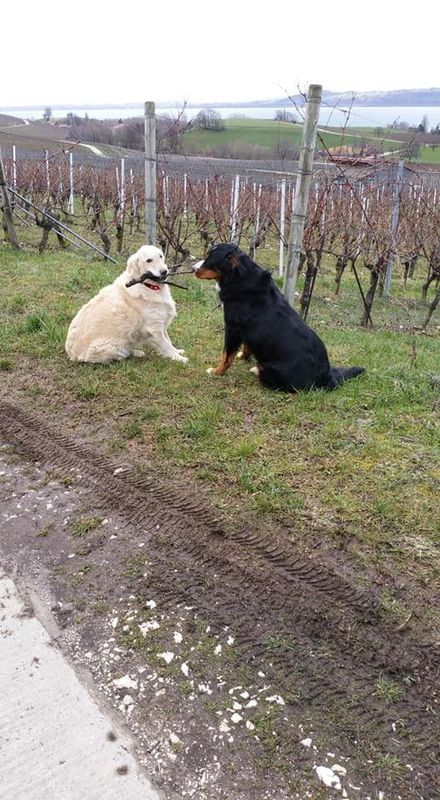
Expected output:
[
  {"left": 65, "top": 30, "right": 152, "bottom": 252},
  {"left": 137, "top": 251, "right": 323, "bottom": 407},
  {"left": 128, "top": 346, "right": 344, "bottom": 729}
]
[{"left": 2, "top": 0, "right": 438, "bottom": 107}]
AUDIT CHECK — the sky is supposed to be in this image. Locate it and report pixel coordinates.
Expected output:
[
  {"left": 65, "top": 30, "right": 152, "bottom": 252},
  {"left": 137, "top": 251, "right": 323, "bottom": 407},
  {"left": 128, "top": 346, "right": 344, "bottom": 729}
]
[{"left": 2, "top": 0, "right": 438, "bottom": 108}]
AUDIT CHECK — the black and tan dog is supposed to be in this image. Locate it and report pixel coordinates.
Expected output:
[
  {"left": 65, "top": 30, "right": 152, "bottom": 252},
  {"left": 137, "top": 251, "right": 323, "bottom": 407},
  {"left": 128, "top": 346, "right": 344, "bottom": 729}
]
[{"left": 193, "top": 243, "right": 365, "bottom": 392}]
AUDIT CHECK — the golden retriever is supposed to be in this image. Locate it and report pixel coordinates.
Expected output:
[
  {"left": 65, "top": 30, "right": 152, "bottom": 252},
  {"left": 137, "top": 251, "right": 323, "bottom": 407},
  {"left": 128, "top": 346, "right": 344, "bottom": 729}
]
[{"left": 65, "top": 245, "right": 187, "bottom": 364}]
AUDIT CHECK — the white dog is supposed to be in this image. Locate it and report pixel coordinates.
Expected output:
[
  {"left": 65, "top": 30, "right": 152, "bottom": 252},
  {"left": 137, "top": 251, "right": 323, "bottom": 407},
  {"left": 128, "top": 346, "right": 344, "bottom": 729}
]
[{"left": 65, "top": 245, "right": 187, "bottom": 364}]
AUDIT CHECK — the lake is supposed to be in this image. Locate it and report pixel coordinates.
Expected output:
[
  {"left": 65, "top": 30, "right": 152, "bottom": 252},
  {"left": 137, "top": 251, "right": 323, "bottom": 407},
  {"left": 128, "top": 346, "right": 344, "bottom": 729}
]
[{"left": 1, "top": 105, "right": 440, "bottom": 129}]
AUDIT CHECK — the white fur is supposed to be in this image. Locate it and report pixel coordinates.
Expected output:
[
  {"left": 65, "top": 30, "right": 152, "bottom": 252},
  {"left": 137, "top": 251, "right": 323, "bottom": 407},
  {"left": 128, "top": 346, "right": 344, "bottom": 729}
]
[{"left": 65, "top": 245, "right": 187, "bottom": 364}]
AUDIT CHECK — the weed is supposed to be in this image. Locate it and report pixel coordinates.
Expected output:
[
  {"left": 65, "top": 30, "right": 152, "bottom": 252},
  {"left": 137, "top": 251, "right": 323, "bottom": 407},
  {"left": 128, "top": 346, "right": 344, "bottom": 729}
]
[
  {"left": 264, "top": 636, "right": 298, "bottom": 654},
  {"left": 122, "top": 553, "right": 147, "bottom": 579},
  {"left": 36, "top": 522, "right": 55, "bottom": 538},
  {"left": 369, "top": 753, "right": 408, "bottom": 782},
  {"left": 249, "top": 708, "right": 280, "bottom": 753},
  {"left": 24, "top": 313, "right": 48, "bottom": 333},
  {"left": 7, "top": 293, "right": 27, "bottom": 313},
  {"left": 180, "top": 681, "right": 193, "bottom": 697},
  {"left": 92, "top": 600, "right": 109, "bottom": 615},
  {"left": 75, "top": 379, "right": 104, "bottom": 400},
  {"left": 375, "top": 676, "right": 404, "bottom": 703},
  {"left": 122, "top": 420, "right": 143, "bottom": 440},
  {"left": 70, "top": 515, "right": 103, "bottom": 538},
  {"left": 107, "top": 438, "right": 126, "bottom": 454},
  {"left": 116, "top": 623, "right": 146, "bottom": 651}
]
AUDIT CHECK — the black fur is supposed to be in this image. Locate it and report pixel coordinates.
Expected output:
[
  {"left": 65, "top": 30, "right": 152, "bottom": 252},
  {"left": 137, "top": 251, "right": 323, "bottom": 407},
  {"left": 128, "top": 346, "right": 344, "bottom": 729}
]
[{"left": 196, "top": 243, "right": 365, "bottom": 392}]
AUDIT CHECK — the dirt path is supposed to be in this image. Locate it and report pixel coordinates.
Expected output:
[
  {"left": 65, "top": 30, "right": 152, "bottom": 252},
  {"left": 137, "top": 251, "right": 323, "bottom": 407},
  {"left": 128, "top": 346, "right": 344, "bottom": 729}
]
[{"left": 0, "top": 398, "right": 439, "bottom": 800}]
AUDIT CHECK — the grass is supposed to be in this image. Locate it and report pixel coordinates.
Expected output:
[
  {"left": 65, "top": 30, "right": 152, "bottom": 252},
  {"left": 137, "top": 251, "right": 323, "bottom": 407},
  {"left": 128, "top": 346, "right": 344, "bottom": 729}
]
[
  {"left": 375, "top": 676, "right": 404, "bottom": 703},
  {"left": 36, "top": 522, "right": 55, "bottom": 538},
  {"left": 416, "top": 143, "right": 440, "bottom": 163},
  {"left": 0, "top": 243, "right": 439, "bottom": 625},
  {"left": 70, "top": 515, "right": 104, "bottom": 538},
  {"left": 182, "top": 117, "right": 402, "bottom": 158}
]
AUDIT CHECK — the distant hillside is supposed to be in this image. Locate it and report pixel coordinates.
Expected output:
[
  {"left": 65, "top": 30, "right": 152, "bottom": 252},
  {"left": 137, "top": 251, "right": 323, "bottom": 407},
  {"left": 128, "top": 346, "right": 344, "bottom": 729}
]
[
  {"left": 230, "top": 88, "right": 440, "bottom": 108},
  {"left": 2, "top": 88, "right": 440, "bottom": 116},
  {"left": 0, "top": 112, "right": 25, "bottom": 125}
]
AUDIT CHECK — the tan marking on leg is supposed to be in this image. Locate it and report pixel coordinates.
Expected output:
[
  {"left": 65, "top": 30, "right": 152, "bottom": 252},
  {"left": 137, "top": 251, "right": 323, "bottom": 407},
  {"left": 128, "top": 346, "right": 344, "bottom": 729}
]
[
  {"left": 210, "top": 351, "right": 236, "bottom": 375},
  {"left": 237, "top": 343, "right": 252, "bottom": 361}
]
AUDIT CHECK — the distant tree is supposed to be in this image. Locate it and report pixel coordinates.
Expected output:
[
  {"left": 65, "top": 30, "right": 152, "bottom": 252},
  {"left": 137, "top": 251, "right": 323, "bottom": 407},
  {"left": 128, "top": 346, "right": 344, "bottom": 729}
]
[
  {"left": 116, "top": 120, "right": 144, "bottom": 149},
  {"left": 274, "top": 109, "right": 297, "bottom": 123},
  {"left": 276, "top": 138, "right": 299, "bottom": 162},
  {"left": 156, "top": 112, "right": 191, "bottom": 153},
  {"left": 66, "top": 112, "right": 82, "bottom": 127},
  {"left": 43, "top": 106, "right": 52, "bottom": 122},
  {"left": 406, "top": 141, "right": 421, "bottom": 161},
  {"left": 418, "top": 115, "right": 428, "bottom": 133},
  {"left": 193, "top": 109, "right": 224, "bottom": 131},
  {"left": 67, "top": 119, "right": 114, "bottom": 145}
]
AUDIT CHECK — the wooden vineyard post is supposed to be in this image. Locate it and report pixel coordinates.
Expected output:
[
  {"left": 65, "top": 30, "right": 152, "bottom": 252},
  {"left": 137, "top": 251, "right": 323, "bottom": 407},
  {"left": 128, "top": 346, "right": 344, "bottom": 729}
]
[
  {"left": 144, "top": 101, "right": 157, "bottom": 245},
  {"left": 0, "top": 148, "right": 20, "bottom": 249},
  {"left": 384, "top": 159, "right": 404, "bottom": 297},
  {"left": 283, "top": 84, "right": 322, "bottom": 306}
]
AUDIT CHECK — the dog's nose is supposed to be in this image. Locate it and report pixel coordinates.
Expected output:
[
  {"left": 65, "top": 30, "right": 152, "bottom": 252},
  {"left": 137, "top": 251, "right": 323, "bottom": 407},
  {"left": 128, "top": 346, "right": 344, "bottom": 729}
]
[{"left": 160, "top": 268, "right": 168, "bottom": 277}]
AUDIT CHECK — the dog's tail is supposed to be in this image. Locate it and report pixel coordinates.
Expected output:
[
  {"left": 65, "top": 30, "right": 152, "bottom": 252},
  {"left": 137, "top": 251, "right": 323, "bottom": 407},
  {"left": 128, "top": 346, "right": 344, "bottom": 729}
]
[{"left": 329, "top": 365, "right": 365, "bottom": 387}]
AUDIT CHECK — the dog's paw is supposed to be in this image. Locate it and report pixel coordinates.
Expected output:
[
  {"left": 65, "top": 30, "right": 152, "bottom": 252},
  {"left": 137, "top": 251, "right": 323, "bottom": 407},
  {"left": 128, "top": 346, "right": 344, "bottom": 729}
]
[
  {"left": 237, "top": 346, "right": 252, "bottom": 361},
  {"left": 132, "top": 349, "right": 145, "bottom": 358},
  {"left": 176, "top": 348, "right": 186, "bottom": 355},
  {"left": 249, "top": 366, "right": 260, "bottom": 376},
  {"left": 174, "top": 354, "right": 188, "bottom": 364},
  {"left": 207, "top": 367, "right": 215, "bottom": 375}
]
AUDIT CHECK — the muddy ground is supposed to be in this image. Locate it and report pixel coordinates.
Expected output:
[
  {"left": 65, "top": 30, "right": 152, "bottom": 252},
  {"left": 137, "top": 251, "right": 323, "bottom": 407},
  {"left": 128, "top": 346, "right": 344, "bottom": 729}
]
[{"left": 0, "top": 396, "right": 439, "bottom": 800}]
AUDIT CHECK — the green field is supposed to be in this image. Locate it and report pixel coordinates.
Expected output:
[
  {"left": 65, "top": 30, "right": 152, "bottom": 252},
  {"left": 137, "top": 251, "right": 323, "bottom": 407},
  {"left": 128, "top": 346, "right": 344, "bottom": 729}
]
[
  {"left": 182, "top": 117, "right": 403, "bottom": 158},
  {"left": 416, "top": 143, "right": 440, "bottom": 163}
]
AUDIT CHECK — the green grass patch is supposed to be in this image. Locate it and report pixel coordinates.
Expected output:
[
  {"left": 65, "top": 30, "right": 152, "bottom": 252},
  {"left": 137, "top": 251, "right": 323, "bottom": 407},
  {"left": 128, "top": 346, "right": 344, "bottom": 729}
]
[
  {"left": 182, "top": 117, "right": 402, "bottom": 158},
  {"left": 70, "top": 515, "right": 104, "bottom": 538}
]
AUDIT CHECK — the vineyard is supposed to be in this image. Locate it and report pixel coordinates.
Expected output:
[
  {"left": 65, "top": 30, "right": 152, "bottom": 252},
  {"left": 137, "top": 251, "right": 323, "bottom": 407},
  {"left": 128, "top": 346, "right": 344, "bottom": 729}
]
[{"left": 1, "top": 146, "right": 440, "bottom": 329}]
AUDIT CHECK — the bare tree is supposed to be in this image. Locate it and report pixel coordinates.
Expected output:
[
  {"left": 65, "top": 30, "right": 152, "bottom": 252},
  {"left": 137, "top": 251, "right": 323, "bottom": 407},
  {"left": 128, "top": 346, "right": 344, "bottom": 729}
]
[
  {"left": 193, "top": 109, "right": 224, "bottom": 131},
  {"left": 274, "top": 110, "right": 297, "bottom": 123}
]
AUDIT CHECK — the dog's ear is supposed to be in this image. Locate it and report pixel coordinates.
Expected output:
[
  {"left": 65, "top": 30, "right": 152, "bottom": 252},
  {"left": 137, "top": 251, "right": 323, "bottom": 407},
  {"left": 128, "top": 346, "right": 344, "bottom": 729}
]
[
  {"left": 126, "top": 250, "right": 141, "bottom": 275},
  {"left": 224, "top": 245, "right": 243, "bottom": 268},
  {"left": 225, "top": 252, "right": 241, "bottom": 268}
]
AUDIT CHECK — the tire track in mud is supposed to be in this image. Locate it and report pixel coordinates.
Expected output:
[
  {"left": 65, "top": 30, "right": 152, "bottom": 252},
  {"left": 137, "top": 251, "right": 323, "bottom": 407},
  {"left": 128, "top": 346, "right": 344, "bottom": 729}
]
[{"left": 1, "top": 399, "right": 439, "bottom": 797}]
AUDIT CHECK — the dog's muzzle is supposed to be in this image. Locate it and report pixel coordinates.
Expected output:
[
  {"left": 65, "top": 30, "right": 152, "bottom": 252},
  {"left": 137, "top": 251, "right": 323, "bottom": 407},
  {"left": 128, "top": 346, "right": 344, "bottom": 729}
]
[{"left": 126, "top": 269, "right": 168, "bottom": 288}]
